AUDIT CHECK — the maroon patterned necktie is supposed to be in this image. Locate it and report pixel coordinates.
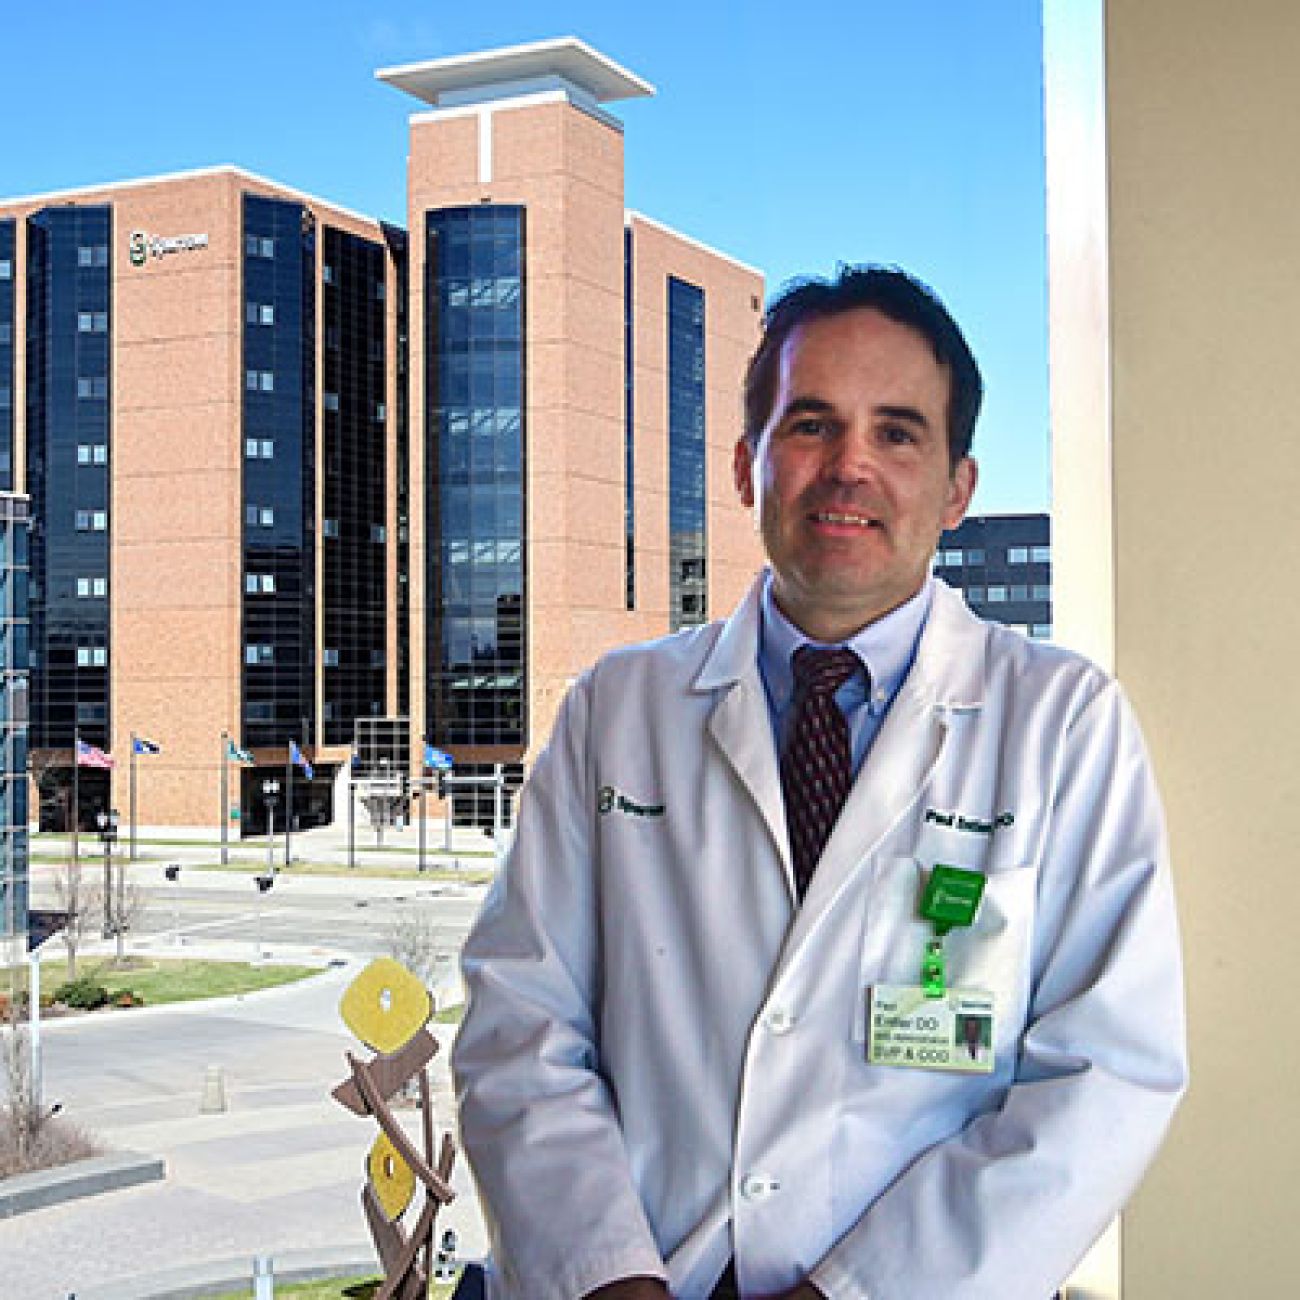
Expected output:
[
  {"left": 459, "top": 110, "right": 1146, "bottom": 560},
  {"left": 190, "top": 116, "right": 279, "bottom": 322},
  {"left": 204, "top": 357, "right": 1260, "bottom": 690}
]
[{"left": 780, "top": 645, "right": 863, "bottom": 898}]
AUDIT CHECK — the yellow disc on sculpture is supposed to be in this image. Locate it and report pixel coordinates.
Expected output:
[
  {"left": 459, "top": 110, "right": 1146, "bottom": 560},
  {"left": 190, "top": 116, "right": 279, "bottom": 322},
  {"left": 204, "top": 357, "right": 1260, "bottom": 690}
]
[
  {"left": 368, "top": 1132, "right": 416, "bottom": 1220},
  {"left": 339, "top": 957, "right": 432, "bottom": 1054}
]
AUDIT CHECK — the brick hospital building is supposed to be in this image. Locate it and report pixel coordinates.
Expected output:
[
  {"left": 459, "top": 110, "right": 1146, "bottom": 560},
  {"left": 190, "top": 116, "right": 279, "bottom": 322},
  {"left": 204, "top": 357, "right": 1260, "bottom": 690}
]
[{"left": 0, "top": 39, "right": 764, "bottom": 830}]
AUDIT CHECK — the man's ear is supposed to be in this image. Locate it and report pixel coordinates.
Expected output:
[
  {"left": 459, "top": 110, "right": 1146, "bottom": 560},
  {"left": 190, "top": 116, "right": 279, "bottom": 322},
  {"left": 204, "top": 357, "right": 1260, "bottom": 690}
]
[
  {"left": 942, "top": 456, "right": 978, "bottom": 529},
  {"left": 733, "top": 436, "right": 756, "bottom": 508}
]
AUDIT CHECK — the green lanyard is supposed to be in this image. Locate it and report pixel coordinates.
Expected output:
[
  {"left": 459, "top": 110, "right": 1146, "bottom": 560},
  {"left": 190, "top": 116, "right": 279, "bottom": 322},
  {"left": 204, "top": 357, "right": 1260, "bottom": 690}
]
[{"left": 918, "top": 865, "right": 986, "bottom": 998}]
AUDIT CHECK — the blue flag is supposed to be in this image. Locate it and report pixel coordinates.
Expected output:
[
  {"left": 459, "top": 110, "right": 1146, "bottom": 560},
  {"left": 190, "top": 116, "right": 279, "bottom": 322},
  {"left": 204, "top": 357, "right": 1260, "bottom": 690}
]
[
  {"left": 226, "top": 739, "right": 255, "bottom": 765},
  {"left": 133, "top": 736, "right": 161, "bottom": 755},
  {"left": 289, "top": 739, "right": 314, "bottom": 781},
  {"left": 424, "top": 743, "right": 453, "bottom": 771}
]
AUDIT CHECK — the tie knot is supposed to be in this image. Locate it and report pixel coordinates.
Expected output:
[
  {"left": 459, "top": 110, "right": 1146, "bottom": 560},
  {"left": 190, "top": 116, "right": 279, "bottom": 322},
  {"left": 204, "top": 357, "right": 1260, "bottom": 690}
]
[{"left": 791, "top": 644, "right": 861, "bottom": 699}]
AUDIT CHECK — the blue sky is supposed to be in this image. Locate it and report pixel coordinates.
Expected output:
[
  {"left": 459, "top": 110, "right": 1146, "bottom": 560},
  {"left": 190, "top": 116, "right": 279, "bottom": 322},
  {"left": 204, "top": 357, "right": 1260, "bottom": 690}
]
[{"left": 1, "top": 0, "right": 1049, "bottom": 514}]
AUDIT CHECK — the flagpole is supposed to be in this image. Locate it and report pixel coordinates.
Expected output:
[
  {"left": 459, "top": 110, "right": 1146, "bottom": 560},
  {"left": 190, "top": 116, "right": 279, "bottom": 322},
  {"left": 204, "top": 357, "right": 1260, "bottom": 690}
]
[
  {"left": 285, "top": 745, "right": 293, "bottom": 868},
  {"left": 72, "top": 729, "right": 80, "bottom": 885},
  {"left": 130, "top": 731, "right": 138, "bottom": 862},
  {"left": 220, "top": 730, "right": 229, "bottom": 866}
]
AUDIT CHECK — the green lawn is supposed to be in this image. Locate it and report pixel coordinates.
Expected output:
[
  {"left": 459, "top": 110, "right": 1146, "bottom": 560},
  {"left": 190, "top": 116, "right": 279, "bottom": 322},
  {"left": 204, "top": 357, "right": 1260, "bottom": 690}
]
[
  {"left": 207, "top": 1273, "right": 459, "bottom": 1299},
  {"left": 40, "top": 957, "right": 323, "bottom": 1007}
]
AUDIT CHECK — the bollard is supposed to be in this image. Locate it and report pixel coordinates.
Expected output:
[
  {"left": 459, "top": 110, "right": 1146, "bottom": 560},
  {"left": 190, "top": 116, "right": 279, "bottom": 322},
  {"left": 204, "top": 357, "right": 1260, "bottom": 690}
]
[
  {"left": 200, "top": 1064, "right": 227, "bottom": 1114},
  {"left": 253, "top": 1254, "right": 274, "bottom": 1299}
]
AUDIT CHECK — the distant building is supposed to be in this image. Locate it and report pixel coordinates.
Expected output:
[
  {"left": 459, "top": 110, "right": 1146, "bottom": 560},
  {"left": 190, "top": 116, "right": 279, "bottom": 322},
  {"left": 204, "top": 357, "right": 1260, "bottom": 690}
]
[
  {"left": 0, "top": 38, "right": 763, "bottom": 830},
  {"left": 0, "top": 493, "right": 29, "bottom": 962},
  {"left": 936, "top": 512, "right": 1051, "bottom": 639}
]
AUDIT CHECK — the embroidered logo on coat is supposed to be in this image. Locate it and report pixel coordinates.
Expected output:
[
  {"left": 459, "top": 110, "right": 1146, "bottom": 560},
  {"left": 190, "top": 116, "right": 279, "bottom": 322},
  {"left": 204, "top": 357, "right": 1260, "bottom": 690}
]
[
  {"left": 924, "top": 807, "right": 1015, "bottom": 835},
  {"left": 598, "top": 785, "right": 665, "bottom": 819}
]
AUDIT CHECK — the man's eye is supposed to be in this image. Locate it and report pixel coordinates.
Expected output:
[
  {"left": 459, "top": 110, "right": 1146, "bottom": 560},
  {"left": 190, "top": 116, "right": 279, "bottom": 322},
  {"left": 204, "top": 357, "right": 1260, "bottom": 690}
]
[
  {"left": 882, "top": 424, "right": 918, "bottom": 446},
  {"left": 791, "top": 417, "right": 828, "bottom": 436}
]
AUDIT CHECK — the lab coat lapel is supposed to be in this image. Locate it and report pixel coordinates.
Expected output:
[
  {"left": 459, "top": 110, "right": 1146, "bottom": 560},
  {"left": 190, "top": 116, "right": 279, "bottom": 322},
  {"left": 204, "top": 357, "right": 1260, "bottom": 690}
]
[
  {"left": 781, "top": 582, "right": 988, "bottom": 957},
  {"left": 781, "top": 681, "right": 949, "bottom": 954},
  {"left": 698, "top": 578, "right": 793, "bottom": 878}
]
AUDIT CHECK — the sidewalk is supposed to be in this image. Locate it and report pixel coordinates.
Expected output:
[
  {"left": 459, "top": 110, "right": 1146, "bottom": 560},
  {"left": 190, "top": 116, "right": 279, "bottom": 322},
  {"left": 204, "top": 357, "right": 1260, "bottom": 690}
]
[{"left": 2, "top": 955, "right": 488, "bottom": 1299}]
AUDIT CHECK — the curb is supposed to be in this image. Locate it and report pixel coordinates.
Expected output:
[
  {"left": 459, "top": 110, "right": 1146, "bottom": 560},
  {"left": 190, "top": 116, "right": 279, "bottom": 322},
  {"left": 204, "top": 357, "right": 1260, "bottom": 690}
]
[
  {"left": 0, "top": 1148, "right": 165, "bottom": 1218},
  {"left": 74, "top": 1243, "right": 382, "bottom": 1299}
]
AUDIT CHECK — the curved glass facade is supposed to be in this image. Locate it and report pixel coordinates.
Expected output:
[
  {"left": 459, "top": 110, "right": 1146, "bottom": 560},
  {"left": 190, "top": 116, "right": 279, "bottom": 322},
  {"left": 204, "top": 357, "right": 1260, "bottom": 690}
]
[
  {"left": 668, "top": 275, "right": 707, "bottom": 631},
  {"left": 425, "top": 206, "right": 526, "bottom": 750},
  {"left": 321, "top": 226, "right": 388, "bottom": 745},
  {"left": 241, "top": 194, "right": 316, "bottom": 747},
  {"left": 0, "top": 498, "right": 28, "bottom": 957},
  {"left": 0, "top": 219, "right": 14, "bottom": 493},
  {"left": 27, "top": 204, "right": 112, "bottom": 754}
]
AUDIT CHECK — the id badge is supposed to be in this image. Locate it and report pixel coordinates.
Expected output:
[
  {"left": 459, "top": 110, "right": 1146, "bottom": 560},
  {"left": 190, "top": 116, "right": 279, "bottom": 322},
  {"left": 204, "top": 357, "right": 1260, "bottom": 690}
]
[{"left": 867, "top": 984, "right": 996, "bottom": 1074}]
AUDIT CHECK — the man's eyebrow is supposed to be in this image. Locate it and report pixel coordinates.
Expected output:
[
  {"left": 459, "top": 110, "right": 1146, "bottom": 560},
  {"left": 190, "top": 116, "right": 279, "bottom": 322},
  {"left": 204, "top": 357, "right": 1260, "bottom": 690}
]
[
  {"left": 776, "top": 395, "right": 836, "bottom": 421},
  {"left": 875, "top": 403, "right": 930, "bottom": 429}
]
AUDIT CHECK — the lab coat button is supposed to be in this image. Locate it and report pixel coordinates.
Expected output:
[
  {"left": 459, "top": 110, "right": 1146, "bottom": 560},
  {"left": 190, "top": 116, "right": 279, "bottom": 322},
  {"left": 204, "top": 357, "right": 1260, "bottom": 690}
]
[
  {"left": 765, "top": 1007, "right": 795, "bottom": 1035},
  {"left": 740, "top": 1174, "right": 779, "bottom": 1201}
]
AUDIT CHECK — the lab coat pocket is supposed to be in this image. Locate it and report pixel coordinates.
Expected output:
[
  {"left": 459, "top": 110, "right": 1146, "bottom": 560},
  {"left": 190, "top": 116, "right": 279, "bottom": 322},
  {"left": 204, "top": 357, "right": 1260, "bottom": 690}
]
[
  {"left": 942, "top": 866, "right": 1037, "bottom": 1050},
  {"left": 855, "top": 857, "right": 1037, "bottom": 1052}
]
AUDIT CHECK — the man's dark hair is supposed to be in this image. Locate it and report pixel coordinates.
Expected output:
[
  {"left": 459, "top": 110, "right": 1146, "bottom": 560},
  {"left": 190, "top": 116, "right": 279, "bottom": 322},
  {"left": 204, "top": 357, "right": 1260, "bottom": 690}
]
[{"left": 743, "top": 265, "right": 983, "bottom": 466}]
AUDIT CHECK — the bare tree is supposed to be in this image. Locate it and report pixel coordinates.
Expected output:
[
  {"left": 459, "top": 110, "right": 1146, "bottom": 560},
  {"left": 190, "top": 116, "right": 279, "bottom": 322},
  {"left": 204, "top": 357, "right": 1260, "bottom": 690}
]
[
  {"left": 1, "top": 984, "right": 101, "bottom": 1178},
  {"left": 382, "top": 905, "right": 451, "bottom": 991},
  {"left": 51, "top": 867, "right": 94, "bottom": 981}
]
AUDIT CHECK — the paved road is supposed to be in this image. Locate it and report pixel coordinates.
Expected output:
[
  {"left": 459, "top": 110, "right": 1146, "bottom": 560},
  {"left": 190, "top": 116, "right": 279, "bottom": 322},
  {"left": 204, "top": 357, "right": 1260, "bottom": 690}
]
[
  {"left": 8, "top": 825, "right": 497, "bottom": 1298},
  {"left": 3, "top": 957, "right": 491, "bottom": 1300},
  {"left": 31, "top": 865, "right": 486, "bottom": 961}
]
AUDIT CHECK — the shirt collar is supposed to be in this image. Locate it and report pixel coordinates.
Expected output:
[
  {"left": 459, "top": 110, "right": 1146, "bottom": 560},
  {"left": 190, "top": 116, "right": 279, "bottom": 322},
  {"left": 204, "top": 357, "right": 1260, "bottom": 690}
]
[{"left": 758, "top": 571, "right": 934, "bottom": 715}]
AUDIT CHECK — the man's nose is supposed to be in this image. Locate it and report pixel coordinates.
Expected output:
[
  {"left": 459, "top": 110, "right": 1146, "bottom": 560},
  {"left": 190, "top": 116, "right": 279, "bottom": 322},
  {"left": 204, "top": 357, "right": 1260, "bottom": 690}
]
[{"left": 824, "top": 424, "right": 877, "bottom": 483}]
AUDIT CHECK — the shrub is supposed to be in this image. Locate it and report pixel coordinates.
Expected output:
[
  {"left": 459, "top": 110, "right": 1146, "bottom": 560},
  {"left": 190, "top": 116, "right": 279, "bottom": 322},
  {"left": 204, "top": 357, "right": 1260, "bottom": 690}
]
[
  {"left": 112, "top": 990, "right": 142, "bottom": 1008},
  {"left": 52, "top": 978, "right": 110, "bottom": 1010}
]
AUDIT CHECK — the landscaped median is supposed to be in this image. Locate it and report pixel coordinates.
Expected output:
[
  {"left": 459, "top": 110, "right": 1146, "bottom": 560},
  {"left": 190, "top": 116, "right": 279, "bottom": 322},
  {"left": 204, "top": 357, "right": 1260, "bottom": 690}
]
[{"left": 32, "top": 955, "right": 324, "bottom": 1014}]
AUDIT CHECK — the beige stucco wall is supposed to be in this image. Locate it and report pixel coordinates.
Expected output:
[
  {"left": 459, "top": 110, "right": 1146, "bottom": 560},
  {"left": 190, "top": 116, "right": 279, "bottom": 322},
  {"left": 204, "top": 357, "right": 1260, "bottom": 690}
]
[{"left": 1049, "top": 1, "right": 1300, "bottom": 1293}]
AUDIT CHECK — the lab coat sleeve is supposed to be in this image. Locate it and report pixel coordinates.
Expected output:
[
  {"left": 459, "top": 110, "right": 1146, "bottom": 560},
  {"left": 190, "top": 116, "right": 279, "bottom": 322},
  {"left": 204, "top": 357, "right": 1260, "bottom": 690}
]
[
  {"left": 452, "top": 672, "right": 670, "bottom": 1300},
  {"left": 810, "top": 680, "right": 1188, "bottom": 1300}
]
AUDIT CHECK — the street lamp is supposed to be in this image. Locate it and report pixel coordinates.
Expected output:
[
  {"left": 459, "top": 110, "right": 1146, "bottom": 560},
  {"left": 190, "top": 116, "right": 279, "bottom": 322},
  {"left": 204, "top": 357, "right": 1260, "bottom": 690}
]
[
  {"left": 261, "top": 778, "right": 281, "bottom": 876},
  {"left": 252, "top": 871, "right": 275, "bottom": 961},
  {"left": 95, "top": 808, "right": 119, "bottom": 943},
  {"left": 164, "top": 863, "right": 182, "bottom": 946}
]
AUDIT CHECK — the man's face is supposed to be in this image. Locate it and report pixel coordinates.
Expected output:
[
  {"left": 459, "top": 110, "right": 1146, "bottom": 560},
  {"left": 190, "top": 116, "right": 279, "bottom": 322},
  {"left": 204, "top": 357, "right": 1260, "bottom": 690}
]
[{"left": 733, "top": 307, "right": 977, "bottom": 641}]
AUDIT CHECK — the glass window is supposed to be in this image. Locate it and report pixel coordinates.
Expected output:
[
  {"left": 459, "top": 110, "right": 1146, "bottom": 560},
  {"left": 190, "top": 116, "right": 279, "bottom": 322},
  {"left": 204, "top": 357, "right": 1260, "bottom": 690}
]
[
  {"left": 259, "top": 507, "right": 274, "bottom": 527},
  {"left": 1031, "top": 584, "right": 1051, "bottom": 601},
  {"left": 324, "top": 392, "right": 339, "bottom": 412},
  {"left": 967, "top": 548, "right": 985, "bottom": 564},
  {"left": 323, "top": 648, "right": 339, "bottom": 667},
  {"left": 987, "top": 585, "right": 1007, "bottom": 603},
  {"left": 967, "top": 585, "right": 985, "bottom": 602},
  {"left": 1031, "top": 623, "right": 1052, "bottom": 639},
  {"left": 1009, "top": 585, "right": 1029, "bottom": 601},
  {"left": 370, "top": 524, "right": 386, "bottom": 543},
  {"left": 1008, "top": 546, "right": 1029, "bottom": 564},
  {"left": 0, "top": 259, "right": 10, "bottom": 280},
  {"left": 93, "top": 511, "right": 107, "bottom": 531},
  {"left": 1031, "top": 545, "right": 1051, "bottom": 563},
  {"left": 323, "top": 518, "right": 339, "bottom": 539}
]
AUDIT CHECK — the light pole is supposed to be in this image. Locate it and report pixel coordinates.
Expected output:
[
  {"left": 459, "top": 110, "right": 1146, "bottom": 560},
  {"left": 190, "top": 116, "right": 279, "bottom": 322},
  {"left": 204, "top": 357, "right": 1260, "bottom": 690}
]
[
  {"left": 376, "top": 757, "right": 390, "bottom": 847},
  {"left": 252, "top": 871, "right": 275, "bottom": 962},
  {"left": 261, "top": 778, "right": 280, "bottom": 876},
  {"left": 95, "top": 808, "right": 119, "bottom": 947},
  {"left": 164, "top": 863, "right": 182, "bottom": 946}
]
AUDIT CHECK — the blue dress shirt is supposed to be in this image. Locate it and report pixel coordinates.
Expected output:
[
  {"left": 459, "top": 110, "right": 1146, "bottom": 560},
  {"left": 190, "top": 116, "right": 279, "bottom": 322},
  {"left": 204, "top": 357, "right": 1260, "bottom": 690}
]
[{"left": 757, "top": 573, "right": 933, "bottom": 777}]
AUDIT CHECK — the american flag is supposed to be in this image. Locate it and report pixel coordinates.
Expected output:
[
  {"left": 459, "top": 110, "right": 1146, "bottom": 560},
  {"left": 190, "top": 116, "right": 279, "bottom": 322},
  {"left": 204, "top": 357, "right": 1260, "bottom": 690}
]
[{"left": 76, "top": 739, "right": 114, "bottom": 770}]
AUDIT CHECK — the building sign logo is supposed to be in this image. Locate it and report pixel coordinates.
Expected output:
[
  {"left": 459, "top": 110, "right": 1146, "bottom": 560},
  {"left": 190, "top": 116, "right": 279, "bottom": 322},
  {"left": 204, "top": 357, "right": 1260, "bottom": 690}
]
[{"left": 129, "top": 229, "right": 209, "bottom": 267}]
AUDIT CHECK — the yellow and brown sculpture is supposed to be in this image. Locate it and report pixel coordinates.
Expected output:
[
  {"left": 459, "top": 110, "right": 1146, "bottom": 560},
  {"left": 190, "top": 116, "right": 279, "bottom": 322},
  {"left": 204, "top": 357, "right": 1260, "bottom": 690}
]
[{"left": 335, "top": 957, "right": 458, "bottom": 1300}]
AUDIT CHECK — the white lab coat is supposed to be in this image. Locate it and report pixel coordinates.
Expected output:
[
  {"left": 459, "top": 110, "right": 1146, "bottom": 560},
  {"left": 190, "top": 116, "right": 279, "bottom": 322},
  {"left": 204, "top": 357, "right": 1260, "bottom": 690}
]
[{"left": 453, "top": 577, "right": 1187, "bottom": 1300}]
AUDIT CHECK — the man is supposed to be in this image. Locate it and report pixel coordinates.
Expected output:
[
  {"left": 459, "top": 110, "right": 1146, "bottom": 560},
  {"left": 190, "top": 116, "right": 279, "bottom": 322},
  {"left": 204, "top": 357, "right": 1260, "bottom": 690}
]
[{"left": 452, "top": 267, "right": 1186, "bottom": 1300}]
